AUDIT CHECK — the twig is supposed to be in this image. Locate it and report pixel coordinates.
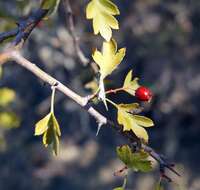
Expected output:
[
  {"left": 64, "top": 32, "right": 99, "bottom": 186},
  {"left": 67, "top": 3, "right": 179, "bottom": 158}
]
[
  {"left": 0, "top": 28, "right": 18, "bottom": 43},
  {"left": 63, "top": 0, "right": 89, "bottom": 66},
  {"left": 0, "top": 8, "right": 48, "bottom": 46}
]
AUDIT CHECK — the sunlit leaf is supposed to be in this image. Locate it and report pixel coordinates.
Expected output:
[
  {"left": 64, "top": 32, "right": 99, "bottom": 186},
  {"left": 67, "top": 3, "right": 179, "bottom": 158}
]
[
  {"left": 92, "top": 39, "right": 126, "bottom": 108},
  {"left": 123, "top": 70, "right": 140, "bottom": 96},
  {"left": 117, "top": 103, "right": 154, "bottom": 142},
  {"left": 116, "top": 145, "right": 153, "bottom": 172},
  {"left": 86, "top": 0, "right": 120, "bottom": 41},
  {"left": 35, "top": 113, "right": 51, "bottom": 136},
  {"left": 0, "top": 88, "right": 16, "bottom": 107},
  {"left": 0, "top": 112, "right": 20, "bottom": 128},
  {"left": 93, "top": 39, "right": 126, "bottom": 78},
  {"left": 132, "top": 115, "right": 154, "bottom": 127},
  {"left": 35, "top": 112, "right": 61, "bottom": 155}
]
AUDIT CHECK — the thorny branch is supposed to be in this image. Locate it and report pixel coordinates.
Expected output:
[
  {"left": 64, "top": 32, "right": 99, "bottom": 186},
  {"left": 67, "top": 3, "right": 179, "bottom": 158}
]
[{"left": 0, "top": 2, "right": 180, "bottom": 181}]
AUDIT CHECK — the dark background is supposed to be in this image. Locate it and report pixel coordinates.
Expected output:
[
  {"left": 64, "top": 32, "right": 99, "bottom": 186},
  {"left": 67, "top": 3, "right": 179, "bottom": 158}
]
[{"left": 0, "top": 0, "right": 200, "bottom": 190}]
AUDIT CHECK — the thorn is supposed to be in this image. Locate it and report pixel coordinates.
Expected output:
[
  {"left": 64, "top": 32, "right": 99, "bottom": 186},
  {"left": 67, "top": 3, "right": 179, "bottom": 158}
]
[{"left": 96, "top": 123, "right": 102, "bottom": 136}]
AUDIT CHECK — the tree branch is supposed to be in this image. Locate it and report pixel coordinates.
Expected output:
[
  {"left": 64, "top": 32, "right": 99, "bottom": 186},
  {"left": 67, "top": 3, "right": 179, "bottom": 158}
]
[
  {"left": 0, "top": 8, "right": 48, "bottom": 46},
  {"left": 0, "top": 49, "right": 180, "bottom": 178},
  {"left": 0, "top": 1, "right": 180, "bottom": 180}
]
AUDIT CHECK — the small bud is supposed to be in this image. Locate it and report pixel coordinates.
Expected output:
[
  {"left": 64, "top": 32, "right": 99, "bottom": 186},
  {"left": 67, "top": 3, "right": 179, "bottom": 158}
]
[{"left": 135, "top": 86, "right": 153, "bottom": 101}]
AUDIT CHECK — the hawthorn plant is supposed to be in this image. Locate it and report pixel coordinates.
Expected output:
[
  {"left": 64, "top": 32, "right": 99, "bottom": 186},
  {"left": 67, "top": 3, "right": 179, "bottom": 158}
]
[{"left": 0, "top": 0, "right": 180, "bottom": 189}]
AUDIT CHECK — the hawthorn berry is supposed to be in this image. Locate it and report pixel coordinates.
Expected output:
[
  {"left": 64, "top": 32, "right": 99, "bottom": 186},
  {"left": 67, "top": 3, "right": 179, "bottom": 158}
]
[{"left": 135, "top": 86, "right": 153, "bottom": 101}]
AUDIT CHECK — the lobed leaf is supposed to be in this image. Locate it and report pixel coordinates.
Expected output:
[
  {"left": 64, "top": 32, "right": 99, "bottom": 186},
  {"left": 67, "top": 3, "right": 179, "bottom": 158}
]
[
  {"left": 35, "top": 112, "right": 61, "bottom": 155},
  {"left": 93, "top": 39, "right": 126, "bottom": 79},
  {"left": 116, "top": 145, "right": 132, "bottom": 167},
  {"left": 117, "top": 103, "right": 154, "bottom": 142},
  {"left": 116, "top": 145, "right": 153, "bottom": 172},
  {"left": 86, "top": 0, "right": 120, "bottom": 41},
  {"left": 123, "top": 70, "right": 140, "bottom": 96},
  {"left": 92, "top": 39, "right": 125, "bottom": 108},
  {"left": 35, "top": 113, "right": 51, "bottom": 136}
]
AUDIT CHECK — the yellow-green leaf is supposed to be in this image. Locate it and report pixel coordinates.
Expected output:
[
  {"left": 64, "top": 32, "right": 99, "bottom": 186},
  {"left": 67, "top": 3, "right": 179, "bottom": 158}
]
[
  {"left": 35, "top": 112, "right": 61, "bottom": 155},
  {"left": 117, "top": 103, "right": 154, "bottom": 142},
  {"left": 86, "top": 0, "right": 120, "bottom": 41},
  {"left": 0, "top": 88, "right": 16, "bottom": 107},
  {"left": 51, "top": 113, "right": 61, "bottom": 136},
  {"left": 92, "top": 39, "right": 125, "bottom": 108},
  {"left": 35, "top": 113, "right": 51, "bottom": 136},
  {"left": 123, "top": 70, "right": 140, "bottom": 96},
  {"left": 118, "top": 103, "right": 140, "bottom": 112},
  {"left": 132, "top": 115, "right": 154, "bottom": 127},
  {"left": 93, "top": 39, "right": 126, "bottom": 79}
]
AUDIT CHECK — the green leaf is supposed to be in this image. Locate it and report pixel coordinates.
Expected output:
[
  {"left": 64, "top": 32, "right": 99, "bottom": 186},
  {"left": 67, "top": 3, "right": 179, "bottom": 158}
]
[
  {"left": 0, "top": 112, "right": 20, "bottom": 128},
  {"left": 86, "top": 0, "right": 120, "bottom": 41},
  {"left": 116, "top": 145, "right": 153, "bottom": 172},
  {"left": 0, "top": 88, "right": 16, "bottom": 107},
  {"left": 123, "top": 70, "right": 140, "bottom": 96},
  {"left": 35, "top": 112, "right": 61, "bottom": 155},
  {"left": 116, "top": 145, "right": 132, "bottom": 167},
  {"left": 117, "top": 103, "right": 154, "bottom": 142}
]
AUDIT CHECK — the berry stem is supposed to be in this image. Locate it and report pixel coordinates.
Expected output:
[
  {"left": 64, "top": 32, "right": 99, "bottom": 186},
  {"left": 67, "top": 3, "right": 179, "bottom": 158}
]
[{"left": 105, "top": 98, "right": 118, "bottom": 108}]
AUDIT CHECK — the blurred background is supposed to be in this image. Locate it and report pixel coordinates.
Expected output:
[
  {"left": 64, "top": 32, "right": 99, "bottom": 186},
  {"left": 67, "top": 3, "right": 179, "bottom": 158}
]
[{"left": 0, "top": 0, "right": 200, "bottom": 189}]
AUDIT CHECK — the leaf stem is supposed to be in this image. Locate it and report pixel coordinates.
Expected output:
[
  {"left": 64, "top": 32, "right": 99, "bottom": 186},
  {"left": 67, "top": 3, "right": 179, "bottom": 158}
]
[
  {"left": 105, "top": 87, "right": 124, "bottom": 95},
  {"left": 105, "top": 98, "right": 118, "bottom": 108},
  {"left": 88, "top": 87, "right": 124, "bottom": 102},
  {"left": 51, "top": 85, "right": 56, "bottom": 113}
]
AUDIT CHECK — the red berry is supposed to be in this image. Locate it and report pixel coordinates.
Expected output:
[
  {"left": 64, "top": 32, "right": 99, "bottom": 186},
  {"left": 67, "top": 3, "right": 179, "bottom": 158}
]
[{"left": 135, "top": 86, "right": 153, "bottom": 101}]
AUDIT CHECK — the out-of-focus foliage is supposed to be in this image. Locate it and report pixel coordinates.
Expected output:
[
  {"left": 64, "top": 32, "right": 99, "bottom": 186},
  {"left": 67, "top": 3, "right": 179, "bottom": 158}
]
[
  {"left": 0, "top": 88, "right": 16, "bottom": 107},
  {"left": 0, "top": 112, "right": 19, "bottom": 129}
]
